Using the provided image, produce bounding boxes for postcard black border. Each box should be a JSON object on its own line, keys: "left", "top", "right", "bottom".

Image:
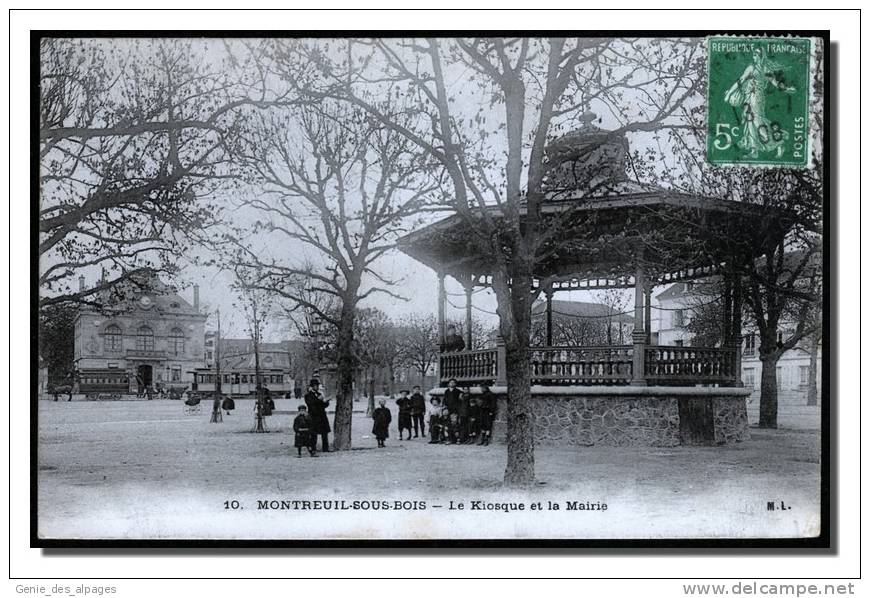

{"left": 24, "top": 27, "right": 834, "bottom": 555}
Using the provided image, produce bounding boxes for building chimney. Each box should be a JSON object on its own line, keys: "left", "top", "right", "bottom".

{"left": 193, "top": 284, "right": 200, "bottom": 312}
{"left": 78, "top": 275, "right": 86, "bottom": 292}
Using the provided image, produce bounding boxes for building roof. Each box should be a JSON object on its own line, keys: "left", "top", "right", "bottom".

{"left": 213, "top": 338, "right": 292, "bottom": 370}
{"left": 77, "top": 271, "right": 204, "bottom": 319}
{"left": 396, "top": 126, "right": 795, "bottom": 287}
{"left": 532, "top": 299, "right": 633, "bottom": 323}
{"left": 655, "top": 282, "right": 693, "bottom": 302}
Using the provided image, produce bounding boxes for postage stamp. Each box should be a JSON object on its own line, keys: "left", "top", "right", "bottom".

{"left": 706, "top": 36, "right": 812, "bottom": 168}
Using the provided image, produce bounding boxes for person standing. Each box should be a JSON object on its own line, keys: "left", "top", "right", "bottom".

{"left": 443, "top": 378, "right": 462, "bottom": 416}
{"left": 409, "top": 385, "right": 426, "bottom": 438}
{"left": 427, "top": 396, "right": 444, "bottom": 444}
{"left": 456, "top": 387, "right": 471, "bottom": 443}
{"left": 304, "top": 379, "right": 331, "bottom": 453}
{"left": 292, "top": 405, "right": 316, "bottom": 457}
{"left": 371, "top": 398, "right": 392, "bottom": 448}
{"left": 396, "top": 390, "right": 413, "bottom": 440}
{"left": 478, "top": 382, "right": 497, "bottom": 445}
{"left": 440, "top": 324, "right": 466, "bottom": 353}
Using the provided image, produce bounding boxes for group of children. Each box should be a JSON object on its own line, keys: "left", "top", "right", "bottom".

{"left": 427, "top": 379, "right": 498, "bottom": 446}
{"left": 371, "top": 385, "right": 427, "bottom": 447}
{"left": 373, "top": 380, "right": 498, "bottom": 447}
{"left": 291, "top": 379, "right": 498, "bottom": 454}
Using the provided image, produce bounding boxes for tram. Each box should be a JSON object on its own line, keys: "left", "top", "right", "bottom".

{"left": 192, "top": 368, "right": 294, "bottom": 397}
{"left": 77, "top": 368, "right": 130, "bottom": 399}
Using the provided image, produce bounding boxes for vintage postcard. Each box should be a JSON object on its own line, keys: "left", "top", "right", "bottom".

{"left": 34, "top": 32, "right": 828, "bottom": 546}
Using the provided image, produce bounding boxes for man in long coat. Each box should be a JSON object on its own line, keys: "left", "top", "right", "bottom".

{"left": 304, "top": 379, "right": 331, "bottom": 453}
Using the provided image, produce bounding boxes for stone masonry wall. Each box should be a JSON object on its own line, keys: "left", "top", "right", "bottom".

{"left": 492, "top": 394, "right": 749, "bottom": 447}
{"left": 713, "top": 396, "right": 750, "bottom": 444}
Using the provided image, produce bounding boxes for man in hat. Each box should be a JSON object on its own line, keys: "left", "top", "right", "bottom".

{"left": 304, "top": 379, "right": 331, "bottom": 453}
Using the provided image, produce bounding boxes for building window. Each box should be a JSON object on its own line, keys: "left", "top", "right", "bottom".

{"left": 169, "top": 327, "right": 185, "bottom": 356}
{"left": 171, "top": 367, "right": 181, "bottom": 382}
{"left": 136, "top": 326, "right": 154, "bottom": 352}
{"left": 104, "top": 324, "right": 122, "bottom": 353}
{"left": 799, "top": 365, "right": 810, "bottom": 385}
{"left": 743, "top": 368, "right": 756, "bottom": 388}
{"left": 744, "top": 333, "right": 756, "bottom": 356}
{"left": 673, "top": 309, "right": 684, "bottom": 327}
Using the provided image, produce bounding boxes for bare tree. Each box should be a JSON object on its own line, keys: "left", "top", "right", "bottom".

{"left": 398, "top": 314, "right": 440, "bottom": 387}
{"left": 746, "top": 238, "right": 822, "bottom": 428}
{"left": 231, "top": 264, "right": 275, "bottom": 432}
{"left": 352, "top": 308, "right": 393, "bottom": 416}
{"left": 228, "top": 99, "right": 437, "bottom": 450}
{"left": 631, "top": 41, "right": 825, "bottom": 429}
{"left": 272, "top": 37, "right": 702, "bottom": 483}
{"left": 39, "top": 38, "right": 258, "bottom": 307}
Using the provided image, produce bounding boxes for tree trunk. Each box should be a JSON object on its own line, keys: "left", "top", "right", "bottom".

{"left": 504, "top": 340, "right": 535, "bottom": 486}
{"left": 496, "top": 262, "right": 536, "bottom": 488}
{"left": 365, "top": 371, "right": 375, "bottom": 417}
{"left": 806, "top": 333, "right": 819, "bottom": 406}
{"left": 332, "top": 303, "right": 357, "bottom": 450}
{"left": 758, "top": 353, "right": 779, "bottom": 428}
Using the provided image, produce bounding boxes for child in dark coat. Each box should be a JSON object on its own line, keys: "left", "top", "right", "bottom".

{"left": 292, "top": 405, "right": 316, "bottom": 457}
{"left": 396, "top": 390, "right": 413, "bottom": 440}
{"left": 372, "top": 399, "right": 392, "bottom": 448}
{"left": 427, "top": 396, "right": 443, "bottom": 444}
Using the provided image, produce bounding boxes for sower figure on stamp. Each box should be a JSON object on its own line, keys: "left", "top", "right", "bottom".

{"left": 292, "top": 405, "right": 316, "bottom": 457}
{"left": 396, "top": 389, "right": 413, "bottom": 440}
{"left": 410, "top": 385, "right": 426, "bottom": 438}
{"left": 371, "top": 398, "right": 392, "bottom": 448}
{"left": 304, "top": 379, "right": 330, "bottom": 453}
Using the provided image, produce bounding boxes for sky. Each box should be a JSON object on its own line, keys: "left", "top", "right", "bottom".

{"left": 47, "top": 37, "right": 734, "bottom": 342}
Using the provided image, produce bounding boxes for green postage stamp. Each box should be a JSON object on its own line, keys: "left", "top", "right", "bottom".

{"left": 707, "top": 36, "right": 813, "bottom": 168}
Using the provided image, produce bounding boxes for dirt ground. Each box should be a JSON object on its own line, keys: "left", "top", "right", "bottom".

{"left": 36, "top": 398, "right": 822, "bottom": 541}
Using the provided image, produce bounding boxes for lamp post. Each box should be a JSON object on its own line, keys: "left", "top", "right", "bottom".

{"left": 210, "top": 309, "right": 223, "bottom": 423}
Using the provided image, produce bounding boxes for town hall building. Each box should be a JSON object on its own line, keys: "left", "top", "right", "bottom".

{"left": 73, "top": 273, "right": 207, "bottom": 394}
